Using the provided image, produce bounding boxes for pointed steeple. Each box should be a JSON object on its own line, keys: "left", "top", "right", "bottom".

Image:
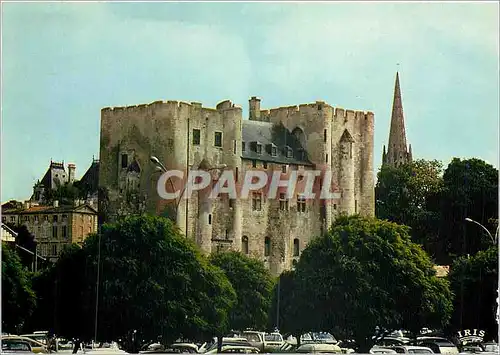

{"left": 382, "top": 72, "right": 412, "bottom": 167}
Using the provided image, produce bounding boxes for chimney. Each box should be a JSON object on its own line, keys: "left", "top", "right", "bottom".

{"left": 23, "top": 201, "right": 31, "bottom": 209}
{"left": 53, "top": 200, "right": 59, "bottom": 208}
{"left": 68, "top": 163, "right": 76, "bottom": 184}
{"left": 249, "top": 96, "right": 261, "bottom": 121}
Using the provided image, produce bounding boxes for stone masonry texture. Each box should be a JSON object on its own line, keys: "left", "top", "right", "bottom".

{"left": 99, "top": 97, "right": 375, "bottom": 276}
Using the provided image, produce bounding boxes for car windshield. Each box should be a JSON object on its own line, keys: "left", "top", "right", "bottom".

{"left": 408, "top": 350, "right": 432, "bottom": 353}
{"left": 3, "top": 341, "right": 31, "bottom": 351}
{"left": 265, "top": 334, "right": 282, "bottom": 342}
{"left": 244, "top": 334, "right": 261, "bottom": 342}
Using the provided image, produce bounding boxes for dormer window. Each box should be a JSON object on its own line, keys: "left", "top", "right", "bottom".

{"left": 267, "top": 143, "right": 278, "bottom": 157}
{"left": 256, "top": 144, "right": 262, "bottom": 155}
{"left": 297, "top": 148, "right": 306, "bottom": 161}
{"left": 286, "top": 146, "right": 293, "bottom": 158}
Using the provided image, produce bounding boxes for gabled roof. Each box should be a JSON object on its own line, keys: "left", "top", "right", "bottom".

{"left": 79, "top": 160, "right": 99, "bottom": 193}
{"left": 242, "top": 121, "right": 313, "bottom": 165}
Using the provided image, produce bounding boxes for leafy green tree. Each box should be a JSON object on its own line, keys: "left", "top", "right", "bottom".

{"left": 4, "top": 223, "right": 38, "bottom": 270}
{"left": 24, "top": 244, "right": 95, "bottom": 339}
{"left": 43, "top": 183, "right": 81, "bottom": 205}
{"left": 448, "top": 246, "right": 498, "bottom": 341}
{"left": 375, "top": 159, "right": 444, "bottom": 261}
{"left": 440, "top": 158, "right": 498, "bottom": 260}
{"left": 83, "top": 215, "right": 236, "bottom": 346}
{"left": 210, "top": 251, "right": 274, "bottom": 331}
{"left": 292, "top": 215, "right": 453, "bottom": 352}
{"left": 267, "top": 270, "right": 305, "bottom": 338}
{"left": 1, "top": 243, "right": 36, "bottom": 334}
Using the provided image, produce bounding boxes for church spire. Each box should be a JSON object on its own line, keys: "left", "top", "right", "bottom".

{"left": 382, "top": 72, "right": 412, "bottom": 167}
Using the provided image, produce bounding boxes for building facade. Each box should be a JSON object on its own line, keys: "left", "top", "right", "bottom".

{"left": 1, "top": 201, "right": 98, "bottom": 262}
{"left": 382, "top": 72, "right": 413, "bottom": 167}
{"left": 99, "top": 96, "right": 375, "bottom": 275}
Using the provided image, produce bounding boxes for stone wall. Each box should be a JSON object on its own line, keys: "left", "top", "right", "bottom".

{"left": 99, "top": 97, "right": 375, "bottom": 276}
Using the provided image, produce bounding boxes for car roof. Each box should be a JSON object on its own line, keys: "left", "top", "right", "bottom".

{"left": 2, "top": 336, "right": 46, "bottom": 346}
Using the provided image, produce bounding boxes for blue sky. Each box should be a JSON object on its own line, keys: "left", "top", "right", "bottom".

{"left": 2, "top": 2, "right": 498, "bottom": 202}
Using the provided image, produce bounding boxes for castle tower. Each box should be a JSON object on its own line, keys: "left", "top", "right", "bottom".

{"left": 67, "top": 163, "right": 76, "bottom": 184}
{"left": 382, "top": 72, "right": 412, "bottom": 167}
{"left": 338, "top": 129, "right": 355, "bottom": 214}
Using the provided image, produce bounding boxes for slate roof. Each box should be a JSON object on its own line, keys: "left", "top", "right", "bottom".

{"left": 40, "top": 161, "right": 67, "bottom": 190}
{"left": 2, "top": 204, "right": 97, "bottom": 215}
{"left": 79, "top": 160, "right": 100, "bottom": 193}
{"left": 241, "top": 120, "right": 313, "bottom": 166}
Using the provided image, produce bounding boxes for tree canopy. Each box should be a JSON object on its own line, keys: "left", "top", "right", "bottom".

{"left": 289, "top": 215, "right": 453, "bottom": 351}
{"left": 375, "top": 159, "right": 444, "bottom": 260}
{"left": 375, "top": 158, "right": 498, "bottom": 264}
{"left": 1, "top": 243, "right": 37, "bottom": 334}
{"left": 210, "top": 251, "right": 275, "bottom": 332}
{"left": 26, "top": 215, "right": 237, "bottom": 349}
{"left": 448, "top": 246, "right": 498, "bottom": 340}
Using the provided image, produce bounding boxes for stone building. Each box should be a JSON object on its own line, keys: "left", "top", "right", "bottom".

{"left": 30, "top": 159, "right": 99, "bottom": 208}
{"left": 382, "top": 72, "right": 413, "bottom": 167}
{"left": 30, "top": 161, "right": 76, "bottom": 203}
{"left": 99, "top": 96, "right": 375, "bottom": 275}
{"left": 1, "top": 200, "right": 98, "bottom": 262}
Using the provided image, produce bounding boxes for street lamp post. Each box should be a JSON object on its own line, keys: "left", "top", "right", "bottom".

{"left": 464, "top": 217, "right": 500, "bottom": 328}
{"left": 465, "top": 217, "right": 498, "bottom": 244}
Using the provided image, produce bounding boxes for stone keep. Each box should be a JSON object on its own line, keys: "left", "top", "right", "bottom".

{"left": 99, "top": 97, "right": 375, "bottom": 275}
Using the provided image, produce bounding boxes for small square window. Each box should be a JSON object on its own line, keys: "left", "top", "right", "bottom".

{"left": 297, "top": 194, "right": 306, "bottom": 213}
{"left": 214, "top": 132, "right": 222, "bottom": 147}
{"left": 252, "top": 192, "right": 262, "bottom": 211}
{"left": 271, "top": 146, "right": 277, "bottom": 157}
{"left": 279, "top": 193, "right": 289, "bottom": 211}
{"left": 193, "top": 129, "right": 201, "bottom": 145}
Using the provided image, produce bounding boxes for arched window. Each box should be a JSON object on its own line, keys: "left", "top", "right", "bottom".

{"left": 293, "top": 238, "right": 300, "bottom": 257}
{"left": 264, "top": 237, "right": 271, "bottom": 257}
{"left": 242, "top": 236, "right": 249, "bottom": 255}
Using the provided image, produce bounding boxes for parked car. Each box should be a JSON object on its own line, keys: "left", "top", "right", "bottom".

{"left": 376, "top": 337, "right": 411, "bottom": 347}
{"left": 2, "top": 336, "right": 47, "bottom": 354}
{"left": 20, "top": 334, "right": 48, "bottom": 346}
{"left": 241, "top": 331, "right": 266, "bottom": 351}
{"left": 2, "top": 339, "right": 34, "bottom": 354}
{"left": 412, "top": 337, "right": 459, "bottom": 354}
{"left": 263, "top": 332, "right": 284, "bottom": 351}
{"left": 370, "top": 346, "right": 398, "bottom": 354}
{"left": 390, "top": 345, "right": 435, "bottom": 353}
{"left": 295, "top": 343, "right": 342, "bottom": 353}
{"left": 204, "top": 345, "right": 260, "bottom": 353}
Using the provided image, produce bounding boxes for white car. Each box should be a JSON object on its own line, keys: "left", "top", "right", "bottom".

{"left": 391, "top": 345, "right": 435, "bottom": 353}
{"left": 204, "top": 345, "right": 260, "bottom": 353}
{"left": 370, "top": 346, "right": 398, "bottom": 354}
